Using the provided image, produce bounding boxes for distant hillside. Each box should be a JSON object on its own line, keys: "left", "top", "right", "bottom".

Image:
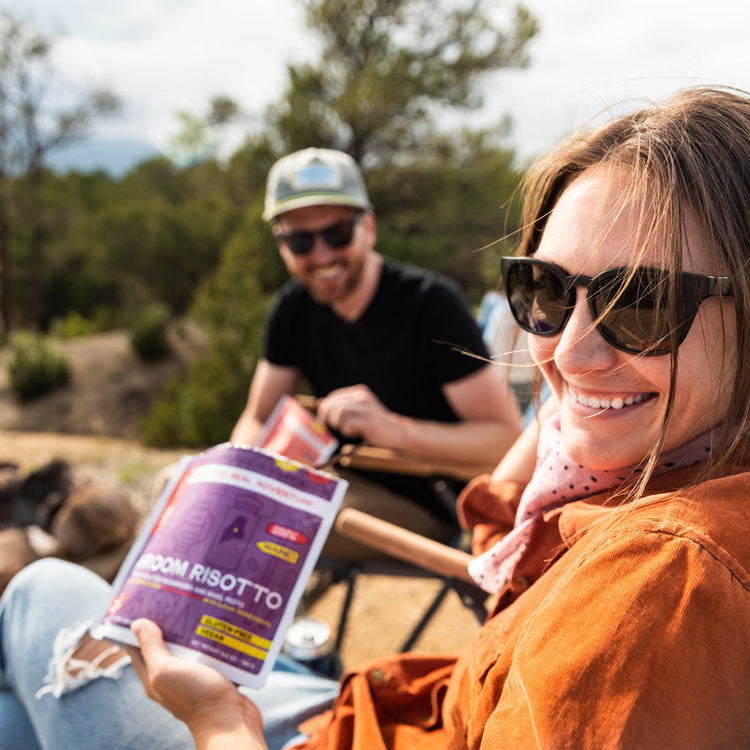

{"left": 0, "top": 327, "right": 203, "bottom": 441}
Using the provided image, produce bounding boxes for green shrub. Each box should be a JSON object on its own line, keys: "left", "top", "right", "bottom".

{"left": 50, "top": 307, "right": 119, "bottom": 338}
{"left": 130, "top": 302, "right": 172, "bottom": 361}
{"left": 7, "top": 332, "right": 71, "bottom": 401}
{"left": 140, "top": 338, "right": 256, "bottom": 448}
{"left": 140, "top": 230, "right": 272, "bottom": 448}
{"left": 50, "top": 311, "right": 99, "bottom": 338}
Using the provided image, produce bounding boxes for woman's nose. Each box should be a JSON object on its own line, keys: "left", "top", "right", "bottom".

{"left": 554, "top": 289, "right": 618, "bottom": 372}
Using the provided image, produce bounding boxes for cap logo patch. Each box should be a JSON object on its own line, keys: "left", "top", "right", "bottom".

{"left": 292, "top": 163, "right": 342, "bottom": 191}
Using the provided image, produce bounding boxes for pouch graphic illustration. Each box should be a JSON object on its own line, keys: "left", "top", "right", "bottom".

{"left": 136, "top": 487, "right": 221, "bottom": 637}
{"left": 220, "top": 516, "right": 246, "bottom": 543}
{"left": 172, "top": 494, "right": 215, "bottom": 556}
{"left": 206, "top": 496, "right": 269, "bottom": 570}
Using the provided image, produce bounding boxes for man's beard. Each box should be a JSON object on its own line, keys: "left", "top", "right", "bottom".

{"left": 304, "top": 256, "right": 365, "bottom": 307}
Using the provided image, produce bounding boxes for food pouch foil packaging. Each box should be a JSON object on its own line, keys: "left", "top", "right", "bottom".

{"left": 91, "top": 442, "right": 348, "bottom": 688}
{"left": 253, "top": 395, "right": 338, "bottom": 467}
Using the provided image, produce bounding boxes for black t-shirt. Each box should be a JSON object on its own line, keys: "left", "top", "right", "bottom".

{"left": 263, "top": 258, "right": 491, "bottom": 520}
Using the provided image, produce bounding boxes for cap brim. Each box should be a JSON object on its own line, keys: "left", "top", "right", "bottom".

{"left": 263, "top": 194, "right": 372, "bottom": 221}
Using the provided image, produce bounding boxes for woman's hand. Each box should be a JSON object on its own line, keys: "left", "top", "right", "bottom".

{"left": 128, "top": 618, "right": 269, "bottom": 750}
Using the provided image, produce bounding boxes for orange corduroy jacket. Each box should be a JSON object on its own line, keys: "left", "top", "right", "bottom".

{"left": 298, "top": 455, "right": 750, "bottom": 749}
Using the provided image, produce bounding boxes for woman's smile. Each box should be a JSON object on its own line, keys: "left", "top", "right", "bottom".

{"left": 566, "top": 386, "right": 651, "bottom": 412}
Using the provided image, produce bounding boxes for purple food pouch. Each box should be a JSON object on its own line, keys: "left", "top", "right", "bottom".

{"left": 91, "top": 443, "right": 347, "bottom": 688}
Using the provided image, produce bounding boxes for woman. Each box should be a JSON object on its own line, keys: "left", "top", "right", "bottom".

{"left": 3, "top": 85, "right": 750, "bottom": 748}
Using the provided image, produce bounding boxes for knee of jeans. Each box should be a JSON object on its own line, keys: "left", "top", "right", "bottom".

{"left": 2, "top": 558, "right": 72, "bottom": 606}
{"left": 1, "top": 558, "right": 47, "bottom": 605}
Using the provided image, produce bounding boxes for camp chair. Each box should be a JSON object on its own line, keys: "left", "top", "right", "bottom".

{"left": 327, "top": 504, "right": 485, "bottom": 651}
{"left": 294, "top": 439, "right": 493, "bottom": 674}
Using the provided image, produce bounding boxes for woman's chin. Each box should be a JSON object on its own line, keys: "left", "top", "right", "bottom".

{"left": 560, "top": 430, "right": 654, "bottom": 472}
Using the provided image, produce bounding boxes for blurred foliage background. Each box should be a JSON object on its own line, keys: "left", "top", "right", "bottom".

{"left": 0, "top": 0, "right": 539, "bottom": 447}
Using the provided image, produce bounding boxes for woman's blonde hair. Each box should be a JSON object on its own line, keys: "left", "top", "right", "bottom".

{"left": 519, "top": 86, "right": 750, "bottom": 483}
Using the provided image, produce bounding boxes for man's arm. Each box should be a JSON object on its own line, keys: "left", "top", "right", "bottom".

{"left": 317, "top": 363, "right": 522, "bottom": 466}
{"left": 230, "top": 359, "right": 301, "bottom": 445}
{"left": 437, "top": 363, "right": 523, "bottom": 463}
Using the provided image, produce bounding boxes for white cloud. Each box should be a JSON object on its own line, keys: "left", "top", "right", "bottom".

{"left": 478, "top": 0, "right": 750, "bottom": 162}
{"left": 5, "top": 0, "right": 750, "bottom": 171}
{"left": 4, "top": 0, "right": 317, "bottom": 158}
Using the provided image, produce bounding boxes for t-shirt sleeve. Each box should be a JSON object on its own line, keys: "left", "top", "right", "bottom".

{"left": 421, "top": 277, "right": 491, "bottom": 385}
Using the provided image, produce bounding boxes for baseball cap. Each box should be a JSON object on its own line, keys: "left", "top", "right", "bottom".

{"left": 263, "top": 147, "right": 372, "bottom": 221}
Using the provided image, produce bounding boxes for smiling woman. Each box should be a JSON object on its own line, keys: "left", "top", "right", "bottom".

{"left": 5, "top": 85, "right": 750, "bottom": 750}
{"left": 509, "top": 92, "right": 747, "bottom": 482}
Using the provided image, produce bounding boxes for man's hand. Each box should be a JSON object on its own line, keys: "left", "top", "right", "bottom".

{"left": 316, "top": 384, "right": 405, "bottom": 449}
{"left": 317, "top": 368, "right": 523, "bottom": 465}
{"left": 128, "top": 619, "right": 268, "bottom": 750}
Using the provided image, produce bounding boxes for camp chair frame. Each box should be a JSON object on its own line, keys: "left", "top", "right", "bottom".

{"left": 295, "top": 435, "right": 493, "bottom": 673}
{"left": 327, "top": 508, "right": 488, "bottom": 654}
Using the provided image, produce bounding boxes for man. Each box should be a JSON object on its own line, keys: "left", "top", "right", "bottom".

{"left": 231, "top": 147, "right": 522, "bottom": 556}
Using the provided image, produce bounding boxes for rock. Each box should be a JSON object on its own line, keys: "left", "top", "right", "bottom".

{"left": 0, "top": 528, "right": 38, "bottom": 596}
{"left": 26, "top": 525, "right": 62, "bottom": 557}
{"left": 15, "top": 459, "right": 72, "bottom": 530}
{"left": 51, "top": 482, "right": 139, "bottom": 562}
{"left": 0, "top": 463, "right": 22, "bottom": 529}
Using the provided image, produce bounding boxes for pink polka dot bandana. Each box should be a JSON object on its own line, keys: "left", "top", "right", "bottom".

{"left": 468, "top": 413, "right": 722, "bottom": 594}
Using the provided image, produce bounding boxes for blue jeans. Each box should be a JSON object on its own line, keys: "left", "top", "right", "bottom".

{"left": 0, "top": 560, "right": 339, "bottom": 750}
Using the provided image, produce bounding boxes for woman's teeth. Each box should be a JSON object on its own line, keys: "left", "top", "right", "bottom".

{"left": 571, "top": 390, "right": 644, "bottom": 410}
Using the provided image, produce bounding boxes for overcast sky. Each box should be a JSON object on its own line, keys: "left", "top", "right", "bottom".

{"left": 4, "top": 0, "right": 750, "bottom": 174}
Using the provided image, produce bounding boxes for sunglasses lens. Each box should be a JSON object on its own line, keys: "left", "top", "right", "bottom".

{"left": 503, "top": 257, "right": 727, "bottom": 355}
{"left": 322, "top": 220, "right": 356, "bottom": 248}
{"left": 591, "top": 269, "right": 675, "bottom": 354}
{"left": 507, "top": 261, "right": 571, "bottom": 335}
{"left": 285, "top": 232, "right": 315, "bottom": 255}
{"left": 281, "top": 215, "right": 360, "bottom": 256}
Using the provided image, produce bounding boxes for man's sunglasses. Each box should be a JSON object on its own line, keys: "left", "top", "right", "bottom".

{"left": 500, "top": 256, "right": 733, "bottom": 356}
{"left": 276, "top": 212, "right": 365, "bottom": 256}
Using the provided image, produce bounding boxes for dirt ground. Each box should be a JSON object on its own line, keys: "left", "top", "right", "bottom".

{"left": 0, "top": 331, "right": 483, "bottom": 670}
{"left": 0, "top": 327, "right": 202, "bottom": 441}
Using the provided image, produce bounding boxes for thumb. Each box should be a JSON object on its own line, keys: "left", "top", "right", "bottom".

{"left": 131, "top": 618, "right": 168, "bottom": 665}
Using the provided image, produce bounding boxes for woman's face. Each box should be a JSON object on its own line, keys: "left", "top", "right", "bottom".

{"left": 528, "top": 168, "right": 737, "bottom": 470}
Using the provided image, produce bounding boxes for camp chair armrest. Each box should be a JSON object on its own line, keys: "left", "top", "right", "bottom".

{"left": 334, "top": 508, "right": 475, "bottom": 585}
{"left": 335, "top": 445, "right": 492, "bottom": 481}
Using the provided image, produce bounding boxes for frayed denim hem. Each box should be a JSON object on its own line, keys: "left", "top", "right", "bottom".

{"left": 35, "top": 621, "right": 131, "bottom": 700}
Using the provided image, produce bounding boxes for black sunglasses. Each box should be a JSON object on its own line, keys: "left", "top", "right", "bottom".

{"left": 276, "top": 212, "right": 365, "bottom": 256}
{"left": 501, "top": 256, "right": 733, "bottom": 356}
